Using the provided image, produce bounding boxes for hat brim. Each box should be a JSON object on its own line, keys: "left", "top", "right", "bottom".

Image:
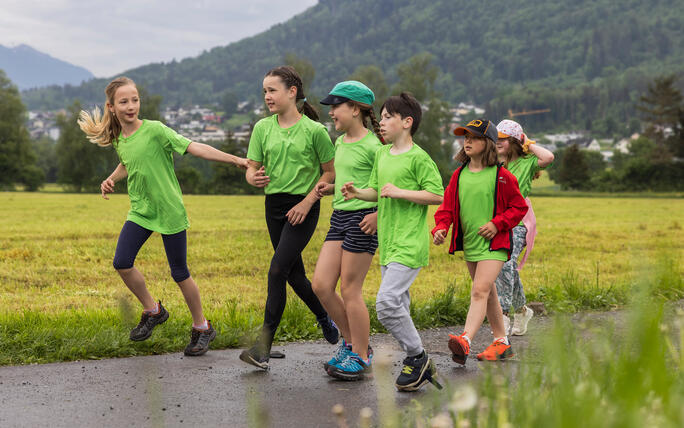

{"left": 453, "top": 126, "right": 485, "bottom": 138}
{"left": 320, "top": 94, "right": 350, "bottom": 105}
{"left": 498, "top": 131, "right": 511, "bottom": 138}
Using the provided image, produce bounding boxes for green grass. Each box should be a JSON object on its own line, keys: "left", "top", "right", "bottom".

{"left": 1, "top": 189, "right": 683, "bottom": 364}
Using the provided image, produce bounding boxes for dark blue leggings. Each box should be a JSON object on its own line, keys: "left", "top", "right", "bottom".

{"left": 112, "top": 221, "right": 191, "bottom": 283}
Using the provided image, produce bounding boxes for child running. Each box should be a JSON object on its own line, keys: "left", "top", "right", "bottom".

{"left": 432, "top": 119, "right": 527, "bottom": 364}
{"left": 240, "top": 66, "right": 339, "bottom": 370}
{"left": 494, "top": 120, "right": 554, "bottom": 335}
{"left": 312, "top": 81, "right": 383, "bottom": 381}
{"left": 342, "top": 93, "right": 444, "bottom": 392}
{"left": 78, "top": 76, "right": 248, "bottom": 356}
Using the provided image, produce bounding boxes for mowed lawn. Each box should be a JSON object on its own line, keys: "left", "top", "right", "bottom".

{"left": 2, "top": 190, "right": 682, "bottom": 317}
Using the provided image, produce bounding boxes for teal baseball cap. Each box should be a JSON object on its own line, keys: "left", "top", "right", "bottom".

{"left": 320, "top": 80, "right": 375, "bottom": 106}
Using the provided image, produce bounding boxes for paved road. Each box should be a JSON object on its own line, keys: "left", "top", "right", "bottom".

{"left": 0, "top": 310, "right": 619, "bottom": 428}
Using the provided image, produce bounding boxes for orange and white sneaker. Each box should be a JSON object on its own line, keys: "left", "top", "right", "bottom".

{"left": 476, "top": 338, "right": 514, "bottom": 361}
{"left": 448, "top": 333, "right": 470, "bottom": 365}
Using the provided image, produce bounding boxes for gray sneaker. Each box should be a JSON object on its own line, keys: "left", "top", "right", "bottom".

{"left": 129, "top": 301, "right": 169, "bottom": 341}
{"left": 184, "top": 321, "right": 217, "bottom": 356}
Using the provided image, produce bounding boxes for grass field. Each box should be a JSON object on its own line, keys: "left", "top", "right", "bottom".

{"left": 1, "top": 186, "right": 682, "bottom": 364}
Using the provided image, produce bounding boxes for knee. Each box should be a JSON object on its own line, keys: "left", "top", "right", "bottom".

{"left": 375, "top": 292, "right": 400, "bottom": 321}
{"left": 267, "top": 261, "right": 287, "bottom": 283}
{"left": 171, "top": 265, "right": 190, "bottom": 283}
{"left": 471, "top": 283, "right": 492, "bottom": 301}
{"left": 340, "top": 281, "right": 362, "bottom": 303}
{"left": 312, "top": 277, "right": 332, "bottom": 299}
{"left": 112, "top": 256, "right": 133, "bottom": 272}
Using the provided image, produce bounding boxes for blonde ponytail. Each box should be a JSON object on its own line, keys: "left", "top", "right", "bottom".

{"left": 77, "top": 76, "right": 135, "bottom": 147}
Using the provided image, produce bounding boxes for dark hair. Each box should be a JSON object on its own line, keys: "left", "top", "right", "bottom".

{"left": 502, "top": 136, "right": 541, "bottom": 179}
{"left": 380, "top": 92, "right": 422, "bottom": 136}
{"left": 265, "top": 65, "right": 318, "bottom": 121}
{"left": 346, "top": 101, "right": 385, "bottom": 143}
{"left": 455, "top": 134, "right": 499, "bottom": 166}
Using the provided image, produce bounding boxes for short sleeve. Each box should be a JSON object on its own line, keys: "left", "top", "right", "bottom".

{"left": 416, "top": 153, "right": 444, "bottom": 196}
{"left": 312, "top": 125, "right": 335, "bottom": 164}
{"left": 247, "top": 121, "right": 265, "bottom": 163}
{"left": 161, "top": 123, "right": 191, "bottom": 155}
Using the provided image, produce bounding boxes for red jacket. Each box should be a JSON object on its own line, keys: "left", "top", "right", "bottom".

{"left": 432, "top": 163, "right": 528, "bottom": 259}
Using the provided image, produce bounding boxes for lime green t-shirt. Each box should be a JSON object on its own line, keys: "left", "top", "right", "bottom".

{"left": 332, "top": 131, "right": 383, "bottom": 211}
{"left": 113, "top": 120, "right": 190, "bottom": 234}
{"left": 458, "top": 166, "right": 508, "bottom": 262}
{"left": 506, "top": 154, "right": 543, "bottom": 199}
{"left": 247, "top": 114, "right": 335, "bottom": 195}
{"left": 368, "top": 144, "right": 444, "bottom": 268}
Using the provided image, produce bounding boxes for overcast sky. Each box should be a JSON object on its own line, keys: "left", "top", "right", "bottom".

{"left": 1, "top": 0, "right": 318, "bottom": 77}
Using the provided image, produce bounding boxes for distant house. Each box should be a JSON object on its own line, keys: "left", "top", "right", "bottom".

{"left": 585, "top": 139, "right": 601, "bottom": 151}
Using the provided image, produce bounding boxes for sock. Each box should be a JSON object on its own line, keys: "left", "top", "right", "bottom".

{"left": 462, "top": 334, "right": 471, "bottom": 345}
{"left": 495, "top": 336, "right": 510, "bottom": 345}
{"left": 144, "top": 302, "right": 160, "bottom": 315}
{"left": 409, "top": 349, "right": 425, "bottom": 359}
{"left": 193, "top": 319, "right": 209, "bottom": 330}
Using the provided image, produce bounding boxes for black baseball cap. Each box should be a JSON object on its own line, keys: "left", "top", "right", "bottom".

{"left": 453, "top": 118, "right": 498, "bottom": 143}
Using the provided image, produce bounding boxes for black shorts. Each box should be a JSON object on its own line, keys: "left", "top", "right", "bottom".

{"left": 324, "top": 208, "right": 378, "bottom": 255}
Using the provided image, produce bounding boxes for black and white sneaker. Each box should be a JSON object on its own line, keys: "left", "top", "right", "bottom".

{"left": 129, "top": 301, "right": 169, "bottom": 341}
{"left": 394, "top": 351, "right": 442, "bottom": 392}
{"left": 239, "top": 345, "right": 270, "bottom": 370}
{"left": 184, "top": 321, "right": 217, "bottom": 356}
{"left": 317, "top": 315, "right": 339, "bottom": 344}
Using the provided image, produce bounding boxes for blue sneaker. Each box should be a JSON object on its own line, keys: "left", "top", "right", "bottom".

{"left": 327, "top": 351, "right": 372, "bottom": 381}
{"left": 317, "top": 315, "right": 340, "bottom": 344}
{"left": 323, "top": 340, "right": 352, "bottom": 371}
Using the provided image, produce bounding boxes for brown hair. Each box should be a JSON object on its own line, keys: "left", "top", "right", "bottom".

{"left": 346, "top": 101, "right": 384, "bottom": 143}
{"left": 501, "top": 136, "right": 541, "bottom": 179}
{"left": 265, "top": 65, "right": 318, "bottom": 121}
{"left": 455, "top": 134, "right": 499, "bottom": 166}
{"left": 78, "top": 76, "right": 136, "bottom": 147}
{"left": 380, "top": 92, "right": 422, "bottom": 136}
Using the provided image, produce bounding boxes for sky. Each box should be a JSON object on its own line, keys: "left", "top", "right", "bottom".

{"left": 0, "top": 0, "right": 318, "bottom": 77}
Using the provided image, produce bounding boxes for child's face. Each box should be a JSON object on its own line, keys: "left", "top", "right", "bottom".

{"left": 109, "top": 84, "right": 140, "bottom": 126}
{"left": 262, "top": 75, "right": 296, "bottom": 114}
{"left": 463, "top": 132, "right": 487, "bottom": 157}
{"left": 379, "top": 108, "right": 410, "bottom": 142}
{"left": 329, "top": 102, "right": 358, "bottom": 132}
{"left": 496, "top": 137, "right": 511, "bottom": 156}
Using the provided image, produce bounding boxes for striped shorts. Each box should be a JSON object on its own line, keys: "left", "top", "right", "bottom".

{"left": 324, "top": 208, "right": 378, "bottom": 255}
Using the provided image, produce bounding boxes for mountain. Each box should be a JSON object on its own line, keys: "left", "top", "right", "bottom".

{"left": 19, "top": 0, "right": 684, "bottom": 134}
{"left": 0, "top": 44, "right": 94, "bottom": 90}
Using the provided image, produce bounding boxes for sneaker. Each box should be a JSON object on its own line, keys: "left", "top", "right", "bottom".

{"left": 327, "top": 352, "right": 372, "bottom": 381}
{"left": 317, "top": 315, "right": 340, "bottom": 344}
{"left": 184, "top": 321, "right": 217, "bottom": 356}
{"left": 324, "top": 340, "right": 352, "bottom": 371}
{"left": 476, "top": 338, "right": 514, "bottom": 361}
{"left": 395, "top": 352, "right": 443, "bottom": 392}
{"left": 129, "top": 301, "right": 169, "bottom": 341}
{"left": 490, "top": 314, "right": 511, "bottom": 335}
{"left": 511, "top": 306, "right": 534, "bottom": 336}
{"left": 448, "top": 333, "right": 470, "bottom": 365}
{"left": 239, "top": 345, "right": 270, "bottom": 370}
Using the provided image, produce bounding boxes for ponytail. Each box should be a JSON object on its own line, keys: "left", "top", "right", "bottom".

{"left": 266, "top": 66, "right": 319, "bottom": 121}
{"left": 77, "top": 76, "right": 136, "bottom": 147}
{"left": 364, "top": 106, "right": 385, "bottom": 143}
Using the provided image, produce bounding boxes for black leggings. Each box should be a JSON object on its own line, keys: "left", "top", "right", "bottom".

{"left": 112, "top": 221, "right": 191, "bottom": 283}
{"left": 260, "top": 193, "right": 327, "bottom": 348}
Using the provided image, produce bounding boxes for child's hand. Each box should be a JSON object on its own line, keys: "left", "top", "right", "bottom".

{"left": 101, "top": 178, "right": 115, "bottom": 200}
{"left": 235, "top": 157, "right": 249, "bottom": 170}
{"left": 286, "top": 199, "right": 313, "bottom": 226}
{"left": 433, "top": 229, "right": 447, "bottom": 245}
{"left": 248, "top": 166, "right": 270, "bottom": 188}
{"left": 341, "top": 182, "right": 358, "bottom": 200}
{"left": 380, "top": 183, "right": 402, "bottom": 199}
{"left": 314, "top": 182, "right": 334, "bottom": 198}
{"left": 478, "top": 221, "right": 498, "bottom": 240}
{"left": 359, "top": 212, "right": 378, "bottom": 235}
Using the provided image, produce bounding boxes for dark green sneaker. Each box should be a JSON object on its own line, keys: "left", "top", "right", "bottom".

{"left": 239, "top": 345, "right": 270, "bottom": 370}
{"left": 129, "top": 301, "right": 169, "bottom": 341}
{"left": 395, "top": 351, "right": 443, "bottom": 392}
{"left": 184, "top": 321, "right": 217, "bottom": 356}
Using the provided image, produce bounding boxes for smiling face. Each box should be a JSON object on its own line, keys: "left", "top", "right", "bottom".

{"left": 328, "top": 102, "right": 359, "bottom": 132}
{"left": 379, "top": 108, "right": 411, "bottom": 142}
{"left": 262, "top": 75, "right": 296, "bottom": 114}
{"left": 108, "top": 84, "right": 140, "bottom": 126}
{"left": 496, "top": 136, "right": 511, "bottom": 156}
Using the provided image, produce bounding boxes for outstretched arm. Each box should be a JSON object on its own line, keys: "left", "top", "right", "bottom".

{"left": 186, "top": 142, "right": 248, "bottom": 169}
{"left": 380, "top": 183, "right": 443, "bottom": 205}
{"left": 101, "top": 163, "right": 128, "bottom": 199}
{"left": 341, "top": 182, "right": 379, "bottom": 202}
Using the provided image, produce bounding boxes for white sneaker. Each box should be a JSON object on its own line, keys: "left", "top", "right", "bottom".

{"left": 511, "top": 306, "right": 533, "bottom": 336}
{"left": 492, "top": 314, "right": 511, "bottom": 336}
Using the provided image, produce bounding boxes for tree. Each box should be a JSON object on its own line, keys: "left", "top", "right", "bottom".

{"left": 349, "top": 65, "right": 389, "bottom": 108}
{"left": 210, "top": 130, "right": 258, "bottom": 194}
{"left": 284, "top": 53, "right": 315, "bottom": 96}
{"left": 138, "top": 86, "right": 163, "bottom": 122}
{"left": 637, "top": 74, "right": 683, "bottom": 159}
{"left": 393, "top": 52, "right": 439, "bottom": 102}
{"left": 221, "top": 91, "right": 238, "bottom": 119}
{"left": 556, "top": 144, "right": 590, "bottom": 190}
{"left": 0, "top": 70, "right": 44, "bottom": 190}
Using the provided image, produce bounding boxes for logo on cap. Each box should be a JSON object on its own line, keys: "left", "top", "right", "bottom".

{"left": 467, "top": 119, "right": 483, "bottom": 128}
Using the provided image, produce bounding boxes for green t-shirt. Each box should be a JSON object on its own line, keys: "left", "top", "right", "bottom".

{"left": 368, "top": 144, "right": 444, "bottom": 268}
{"left": 332, "top": 131, "right": 383, "bottom": 211}
{"left": 113, "top": 120, "right": 190, "bottom": 234}
{"left": 458, "top": 166, "right": 508, "bottom": 262}
{"left": 506, "top": 154, "right": 543, "bottom": 198}
{"left": 247, "top": 114, "right": 335, "bottom": 195}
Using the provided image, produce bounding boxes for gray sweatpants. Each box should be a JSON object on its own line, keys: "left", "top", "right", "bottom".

{"left": 376, "top": 262, "right": 423, "bottom": 357}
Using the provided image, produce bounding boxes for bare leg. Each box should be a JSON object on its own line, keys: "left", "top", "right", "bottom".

{"left": 463, "top": 260, "right": 505, "bottom": 339}
{"left": 340, "top": 250, "right": 374, "bottom": 360}
{"left": 117, "top": 267, "right": 156, "bottom": 311}
{"left": 177, "top": 276, "right": 206, "bottom": 326}
{"left": 311, "top": 241, "right": 348, "bottom": 338}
